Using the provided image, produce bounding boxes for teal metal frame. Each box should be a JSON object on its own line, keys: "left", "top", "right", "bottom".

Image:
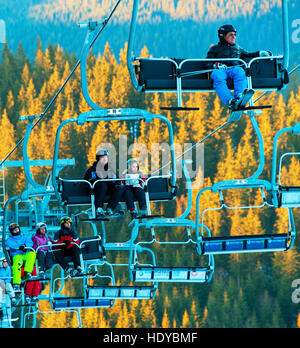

{"left": 128, "top": 160, "right": 215, "bottom": 283}
{"left": 271, "top": 123, "right": 300, "bottom": 208}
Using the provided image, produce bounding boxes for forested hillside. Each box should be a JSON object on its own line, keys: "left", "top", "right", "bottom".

{"left": 1, "top": 0, "right": 299, "bottom": 64}
{"left": 0, "top": 36, "right": 300, "bottom": 327}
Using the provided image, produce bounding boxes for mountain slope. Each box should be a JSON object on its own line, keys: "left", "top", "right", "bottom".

{"left": 0, "top": 0, "right": 299, "bottom": 66}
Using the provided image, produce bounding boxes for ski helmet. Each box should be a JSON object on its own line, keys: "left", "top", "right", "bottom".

{"left": 9, "top": 222, "right": 21, "bottom": 235}
{"left": 60, "top": 216, "right": 72, "bottom": 226}
{"left": 96, "top": 149, "right": 108, "bottom": 161}
{"left": 35, "top": 222, "right": 47, "bottom": 234}
{"left": 218, "top": 24, "right": 237, "bottom": 42}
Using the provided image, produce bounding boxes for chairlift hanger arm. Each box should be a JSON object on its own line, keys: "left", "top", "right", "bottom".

{"left": 0, "top": 0, "right": 123, "bottom": 168}
{"left": 79, "top": 1, "right": 124, "bottom": 111}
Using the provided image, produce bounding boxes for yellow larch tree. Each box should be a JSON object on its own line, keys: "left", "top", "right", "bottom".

{"left": 185, "top": 93, "right": 209, "bottom": 143}
{"left": 190, "top": 300, "right": 200, "bottom": 328}
{"left": 5, "top": 89, "right": 16, "bottom": 124}
{"left": 205, "top": 94, "right": 226, "bottom": 142}
{"left": 235, "top": 118, "right": 257, "bottom": 179}
{"left": 194, "top": 177, "right": 223, "bottom": 237}
{"left": 272, "top": 93, "right": 287, "bottom": 132}
{"left": 90, "top": 43, "right": 117, "bottom": 108}
{"left": 0, "top": 108, "right": 16, "bottom": 161}
{"left": 128, "top": 299, "right": 139, "bottom": 328}
{"left": 139, "top": 299, "right": 157, "bottom": 328}
{"left": 109, "top": 42, "right": 132, "bottom": 108}
{"left": 115, "top": 301, "right": 130, "bottom": 328}
{"left": 161, "top": 308, "right": 171, "bottom": 328}
{"left": 286, "top": 86, "right": 300, "bottom": 127}
{"left": 87, "top": 122, "right": 109, "bottom": 165}
{"left": 181, "top": 309, "right": 191, "bottom": 328}
{"left": 214, "top": 136, "right": 236, "bottom": 182}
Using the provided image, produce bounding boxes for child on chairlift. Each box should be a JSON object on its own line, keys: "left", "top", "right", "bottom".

{"left": 122, "top": 158, "right": 147, "bottom": 219}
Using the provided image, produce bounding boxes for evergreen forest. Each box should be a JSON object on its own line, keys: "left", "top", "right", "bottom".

{"left": 0, "top": 37, "right": 300, "bottom": 328}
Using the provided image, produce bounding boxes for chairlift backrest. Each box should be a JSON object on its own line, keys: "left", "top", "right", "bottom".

{"left": 135, "top": 57, "right": 287, "bottom": 93}
{"left": 60, "top": 179, "right": 92, "bottom": 205}
{"left": 58, "top": 176, "right": 177, "bottom": 207}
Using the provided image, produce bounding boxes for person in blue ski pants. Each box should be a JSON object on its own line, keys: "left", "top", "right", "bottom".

{"left": 210, "top": 67, "right": 247, "bottom": 106}
{"left": 206, "top": 24, "right": 272, "bottom": 108}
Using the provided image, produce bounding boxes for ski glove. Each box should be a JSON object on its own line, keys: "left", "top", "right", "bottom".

{"left": 259, "top": 50, "right": 272, "bottom": 57}
{"left": 213, "top": 62, "right": 227, "bottom": 69}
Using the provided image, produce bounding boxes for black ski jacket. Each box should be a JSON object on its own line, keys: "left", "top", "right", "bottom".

{"left": 206, "top": 41, "right": 260, "bottom": 68}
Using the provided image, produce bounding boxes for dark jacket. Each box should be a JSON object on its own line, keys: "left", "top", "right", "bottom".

{"left": 53, "top": 227, "right": 79, "bottom": 250}
{"left": 206, "top": 41, "right": 260, "bottom": 68}
{"left": 84, "top": 161, "right": 117, "bottom": 183}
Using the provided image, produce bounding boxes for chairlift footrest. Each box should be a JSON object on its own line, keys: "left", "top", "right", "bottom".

{"left": 70, "top": 272, "right": 96, "bottom": 278}
{"left": 52, "top": 297, "right": 113, "bottom": 309}
{"left": 134, "top": 214, "right": 164, "bottom": 220}
{"left": 133, "top": 266, "right": 211, "bottom": 283}
{"left": 88, "top": 286, "right": 157, "bottom": 299}
{"left": 235, "top": 105, "right": 272, "bottom": 111}
{"left": 201, "top": 233, "right": 289, "bottom": 254}
{"left": 160, "top": 107, "right": 199, "bottom": 111}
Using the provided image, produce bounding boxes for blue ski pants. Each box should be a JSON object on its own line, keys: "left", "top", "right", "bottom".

{"left": 210, "top": 66, "right": 247, "bottom": 105}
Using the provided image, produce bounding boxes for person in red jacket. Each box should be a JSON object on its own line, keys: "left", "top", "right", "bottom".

{"left": 52, "top": 216, "right": 83, "bottom": 277}
{"left": 21, "top": 266, "right": 42, "bottom": 304}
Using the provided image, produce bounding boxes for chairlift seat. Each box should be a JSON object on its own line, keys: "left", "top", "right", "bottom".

{"left": 53, "top": 236, "right": 104, "bottom": 267}
{"left": 138, "top": 59, "right": 177, "bottom": 90}
{"left": 277, "top": 186, "right": 300, "bottom": 208}
{"left": 88, "top": 285, "right": 156, "bottom": 299}
{"left": 132, "top": 266, "right": 212, "bottom": 283}
{"left": 146, "top": 177, "right": 176, "bottom": 201}
{"left": 80, "top": 236, "right": 104, "bottom": 261}
{"left": 201, "top": 233, "right": 289, "bottom": 255}
{"left": 52, "top": 297, "right": 112, "bottom": 309}
{"left": 249, "top": 58, "right": 286, "bottom": 89}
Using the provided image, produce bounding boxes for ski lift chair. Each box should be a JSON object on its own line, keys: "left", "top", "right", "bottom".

{"left": 57, "top": 174, "right": 177, "bottom": 219}
{"left": 195, "top": 179, "right": 296, "bottom": 255}
{"left": 130, "top": 56, "right": 288, "bottom": 109}
{"left": 49, "top": 237, "right": 111, "bottom": 310}
{"left": 271, "top": 123, "right": 300, "bottom": 208}
{"left": 127, "top": 0, "right": 290, "bottom": 109}
{"left": 128, "top": 161, "right": 214, "bottom": 284}
{"left": 86, "top": 262, "right": 158, "bottom": 301}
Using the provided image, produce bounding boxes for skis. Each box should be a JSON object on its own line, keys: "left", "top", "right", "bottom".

{"left": 228, "top": 89, "right": 255, "bottom": 122}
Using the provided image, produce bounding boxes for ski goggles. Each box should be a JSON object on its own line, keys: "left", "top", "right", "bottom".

{"left": 9, "top": 223, "right": 19, "bottom": 230}
{"left": 61, "top": 216, "right": 72, "bottom": 224}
